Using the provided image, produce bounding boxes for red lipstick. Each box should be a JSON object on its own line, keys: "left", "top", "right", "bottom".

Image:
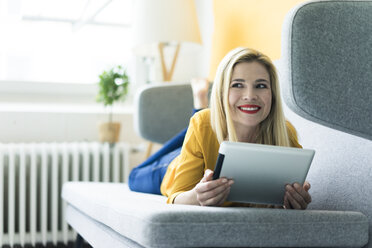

{"left": 238, "top": 105, "right": 261, "bottom": 114}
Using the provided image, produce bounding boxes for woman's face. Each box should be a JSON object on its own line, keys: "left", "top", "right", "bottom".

{"left": 228, "top": 61, "right": 272, "bottom": 133}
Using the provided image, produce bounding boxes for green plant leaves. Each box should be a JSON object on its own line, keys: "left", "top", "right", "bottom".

{"left": 96, "top": 65, "right": 130, "bottom": 106}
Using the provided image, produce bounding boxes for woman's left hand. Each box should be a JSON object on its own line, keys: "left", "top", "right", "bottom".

{"left": 283, "top": 181, "right": 312, "bottom": 210}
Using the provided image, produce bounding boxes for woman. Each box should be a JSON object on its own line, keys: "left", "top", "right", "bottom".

{"left": 132, "top": 47, "right": 311, "bottom": 209}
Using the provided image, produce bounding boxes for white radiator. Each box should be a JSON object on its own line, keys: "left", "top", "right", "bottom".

{"left": 0, "top": 142, "right": 130, "bottom": 247}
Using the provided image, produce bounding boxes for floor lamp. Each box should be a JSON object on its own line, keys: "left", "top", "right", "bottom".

{"left": 133, "top": 0, "right": 201, "bottom": 82}
{"left": 133, "top": 0, "right": 202, "bottom": 158}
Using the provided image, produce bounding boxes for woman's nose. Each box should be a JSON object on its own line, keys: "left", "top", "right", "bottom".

{"left": 242, "top": 88, "right": 257, "bottom": 101}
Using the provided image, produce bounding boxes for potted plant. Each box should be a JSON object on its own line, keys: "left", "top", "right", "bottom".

{"left": 96, "top": 65, "right": 130, "bottom": 143}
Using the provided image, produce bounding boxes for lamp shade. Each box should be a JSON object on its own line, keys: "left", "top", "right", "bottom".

{"left": 133, "top": 0, "right": 202, "bottom": 47}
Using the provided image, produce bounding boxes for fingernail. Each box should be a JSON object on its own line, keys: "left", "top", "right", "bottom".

{"left": 222, "top": 178, "right": 227, "bottom": 183}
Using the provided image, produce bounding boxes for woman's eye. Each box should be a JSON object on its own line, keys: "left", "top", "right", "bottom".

{"left": 256, "top": 83, "right": 268, "bottom": 89}
{"left": 231, "top": 82, "right": 243, "bottom": 88}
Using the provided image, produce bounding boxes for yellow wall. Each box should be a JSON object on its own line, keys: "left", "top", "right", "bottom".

{"left": 209, "top": 0, "right": 307, "bottom": 79}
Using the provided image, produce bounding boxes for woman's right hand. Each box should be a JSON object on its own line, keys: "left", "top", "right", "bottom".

{"left": 193, "top": 169, "right": 234, "bottom": 206}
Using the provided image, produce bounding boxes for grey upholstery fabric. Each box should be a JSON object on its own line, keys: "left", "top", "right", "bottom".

{"left": 281, "top": 0, "right": 372, "bottom": 140}
{"left": 280, "top": 0, "right": 372, "bottom": 247}
{"left": 282, "top": 103, "right": 372, "bottom": 248}
{"left": 62, "top": 182, "right": 369, "bottom": 248}
{"left": 66, "top": 205, "right": 144, "bottom": 248}
{"left": 134, "top": 83, "right": 193, "bottom": 144}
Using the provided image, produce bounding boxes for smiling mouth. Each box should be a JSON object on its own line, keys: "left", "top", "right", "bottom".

{"left": 238, "top": 105, "right": 261, "bottom": 114}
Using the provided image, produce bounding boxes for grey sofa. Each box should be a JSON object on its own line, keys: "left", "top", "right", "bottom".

{"left": 62, "top": 1, "right": 372, "bottom": 247}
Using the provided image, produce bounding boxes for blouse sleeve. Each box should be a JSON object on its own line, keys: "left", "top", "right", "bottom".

{"left": 160, "top": 114, "right": 206, "bottom": 204}
{"left": 286, "top": 121, "right": 302, "bottom": 148}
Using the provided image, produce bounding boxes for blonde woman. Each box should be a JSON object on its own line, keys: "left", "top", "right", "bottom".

{"left": 131, "top": 47, "right": 311, "bottom": 209}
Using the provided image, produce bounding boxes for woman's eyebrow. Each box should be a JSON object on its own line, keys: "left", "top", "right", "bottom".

{"left": 231, "top": 78, "right": 270, "bottom": 83}
{"left": 231, "top": 78, "right": 245, "bottom": 82}
{"left": 256, "top": 78, "right": 269, "bottom": 83}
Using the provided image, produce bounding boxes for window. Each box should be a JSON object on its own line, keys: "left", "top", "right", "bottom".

{"left": 0, "top": 0, "right": 135, "bottom": 84}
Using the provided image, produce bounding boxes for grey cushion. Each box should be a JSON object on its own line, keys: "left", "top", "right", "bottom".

{"left": 280, "top": 1, "right": 372, "bottom": 247}
{"left": 62, "top": 182, "right": 368, "bottom": 248}
{"left": 281, "top": 0, "right": 372, "bottom": 141}
{"left": 66, "top": 205, "right": 144, "bottom": 248}
{"left": 134, "top": 83, "right": 193, "bottom": 144}
{"left": 282, "top": 103, "right": 372, "bottom": 248}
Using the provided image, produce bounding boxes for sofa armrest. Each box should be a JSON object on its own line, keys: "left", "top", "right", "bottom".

{"left": 134, "top": 82, "right": 194, "bottom": 144}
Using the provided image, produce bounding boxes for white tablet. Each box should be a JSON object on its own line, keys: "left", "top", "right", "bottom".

{"left": 213, "top": 142, "right": 315, "bottom": 205}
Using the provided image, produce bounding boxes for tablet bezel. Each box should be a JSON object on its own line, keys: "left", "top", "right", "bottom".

{"left": 213, "top": 142, "right": 315, "bottom": 205}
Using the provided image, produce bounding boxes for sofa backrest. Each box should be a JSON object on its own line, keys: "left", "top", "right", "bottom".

{"left": 280, "top": 1, "right": 372, "bottom": 247}
{"left": 134, "top": 82, "right": 194, "bottom": 144}
{"left": 281, "top": 0, "right": 372, "bottom": 141}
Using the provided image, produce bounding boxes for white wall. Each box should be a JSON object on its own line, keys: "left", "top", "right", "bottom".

{"left": 0, "top": 0, "right": 214, "bottom": 167}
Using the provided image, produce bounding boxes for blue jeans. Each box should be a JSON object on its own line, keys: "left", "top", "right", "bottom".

{"left": 128, "top": 109, "right": 201, "bottom": 194}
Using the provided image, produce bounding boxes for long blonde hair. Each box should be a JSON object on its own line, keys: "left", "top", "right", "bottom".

{"left": 210, "top": 47, "right": 290, "bottom": 147}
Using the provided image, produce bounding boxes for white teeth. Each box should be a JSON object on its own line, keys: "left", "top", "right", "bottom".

{"left": 240, "top": 107, "right": 259, "bottom": 111}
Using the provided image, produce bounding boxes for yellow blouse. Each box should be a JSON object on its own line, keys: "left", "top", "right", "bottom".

{"left": 160, "top": 109, "right": 302, "bottom": 205}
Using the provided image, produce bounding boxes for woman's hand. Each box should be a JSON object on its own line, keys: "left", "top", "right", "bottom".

{"left": 193, "top": 169, "right": 234, "bottom": 206}
{"left": 283, "top": 181, "right": 312, "bottom": 210}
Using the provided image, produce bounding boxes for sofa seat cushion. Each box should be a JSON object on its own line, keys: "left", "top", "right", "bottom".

{"left": 66, "top": 204, "right": 144, "bottom": 248}
{"left": 62, "top": 182, "right": 368, "bottom": 248}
